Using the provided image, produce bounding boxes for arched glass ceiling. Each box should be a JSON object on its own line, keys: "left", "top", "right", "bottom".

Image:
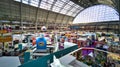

{"left": 73, "top": 5, "right": 119, "bottom": 24}
{"left": 15, "top": 0, "right": 83, "bottom": 17}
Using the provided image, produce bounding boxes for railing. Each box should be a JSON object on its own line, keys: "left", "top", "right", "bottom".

{"left": 19, "top": 46, "right": 120, "bottom": 67}
{"left": 69, "top": 47, "right": 120, "bottom": 55}
{"left": 19, "top": 45, "right": 78, "bottom": 67}
{"left": 69, "top": 47, "right": 120, "bottom": 67}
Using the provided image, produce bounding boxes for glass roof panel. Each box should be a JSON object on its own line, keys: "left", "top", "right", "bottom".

{"left": 47, "top": 0, "right": 54, "bottom": 4}
{"left": 15, "top": 0, "right": 20, "bottom": 2}
{"left": 54, "top": 0, "right": 65, "bottom": 7}
{"left": 78, "top": 6, "right": 84, "bottom": 10}
{"left": 75, "top": 5, "right": 80, "bottom": 9}
{"left": 70, "top": 7, "right": 77, "bottom": 12}
{"left": 30, "top": 0, "right": 39, "bottom": 7}
{"left": 61, "top": 0, "right": 70, "bottom": 2}
{"left": 72, "top": 12, "right": 79, "bottom": 17}
{"left": 42, "top": 0, "right": 48, "bottom": 2}
{"left": 73, "top": 5, "right": 119, "bottom": 24}
{"left": 72, "top": 13, "right": 77, "bottom": 17}
{"left": 40, "top": 1, "right": 52, "bottom": 10}
{"left": 63, "top": 4, "right": 72, "bottom": 10}
{"left": 68, "top": 1, "right": 74, "bottom": 5}
{"left": 71, "top": 8, "right": 83, "bottom": 17}
{"left": 52, "top": 6, "right": 61, "bottom": 12}
{"left": 22, "top": 0, "right": 29, "bottom": 4}
{"left": 60, "top": 9, "right": 68, "bottom": 14}
{"left": 14, "top": 0, "right": 84, "bottom": 17}
{"left": 76, "top": 9, "right": 81, "bottom": 13}
{"left": 67, "top": 11, "right": 73, "bottom": 16}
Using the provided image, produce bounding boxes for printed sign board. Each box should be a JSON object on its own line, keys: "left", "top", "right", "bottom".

{"left": 36, "top": 37, "right": 47, "bottom": 50}
{"left": 0, "top": 36, "right": 12, "bottom": 42}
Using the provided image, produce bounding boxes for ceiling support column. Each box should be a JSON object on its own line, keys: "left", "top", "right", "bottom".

{"left": 35, "top": 0, "right": 41, "bottom": 32}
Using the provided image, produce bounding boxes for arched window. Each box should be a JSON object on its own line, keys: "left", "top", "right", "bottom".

{"left": 73, "top": 5, "right": 119, "bottom": 24}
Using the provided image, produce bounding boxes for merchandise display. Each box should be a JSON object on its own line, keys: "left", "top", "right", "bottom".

{"left": 0, "top": 31, "right": 119, "bottom": 67}
{"left": 0, "top": 0, "right": 119, "bottom": 66}
{"left": 71, "top": 47, "right": 120, "bottom": 67}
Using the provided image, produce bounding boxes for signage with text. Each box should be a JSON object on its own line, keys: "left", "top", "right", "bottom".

{"left": 0, "top": 36, "right": 12, "bottom": 42}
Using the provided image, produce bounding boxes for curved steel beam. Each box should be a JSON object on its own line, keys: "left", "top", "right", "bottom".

{"left": 35, "top": 0, "right": 42, "bottom": 31}
{"left": 46, "top": 0, "right": 57, "bottom": 25}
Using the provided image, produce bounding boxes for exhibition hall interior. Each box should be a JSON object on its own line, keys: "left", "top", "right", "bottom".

{"left": 0, "top": 0, "right": 120, "bottom": 67}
